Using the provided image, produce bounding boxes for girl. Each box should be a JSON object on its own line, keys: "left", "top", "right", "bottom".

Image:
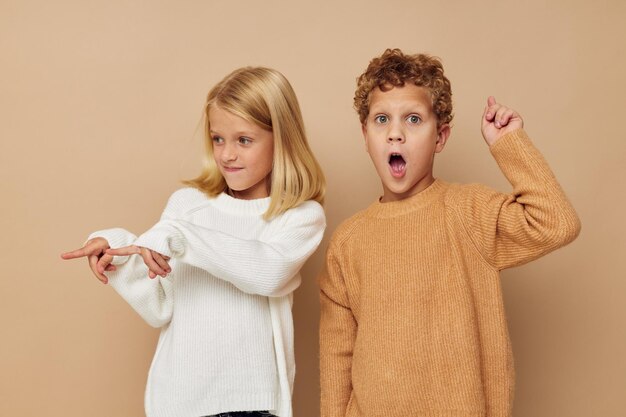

{"left": 61, "top": 67, "right": 326, "bottom": 417}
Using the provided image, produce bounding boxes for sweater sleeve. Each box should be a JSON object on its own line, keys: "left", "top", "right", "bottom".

{"left": 450, "top": 129, "right": 581, "bottom": 271}
{"left": 319, "top": 242, "right": 357, "bottom": 417}
{"left": 87, "top": 228, "right": 174, "bottom": 328}
{"left": 134, "top": 200, "right": 326, "bottom": 297}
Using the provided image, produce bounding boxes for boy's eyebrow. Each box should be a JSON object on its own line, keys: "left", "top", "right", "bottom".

{"left": 369, "top": 104, "right": 430, "bottom": 114}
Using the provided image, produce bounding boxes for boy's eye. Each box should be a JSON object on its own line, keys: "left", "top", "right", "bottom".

{"left": 239, "top": 137, "right": 252, "bottom": 145}
{"left": 212, "top": 136, "right": 224, "bottom": 144}
{"left": 374, "top": 115, "right": 388, "bottom": 123}
{"left": 407, "top": 115, "right": 421, "bottom": 124}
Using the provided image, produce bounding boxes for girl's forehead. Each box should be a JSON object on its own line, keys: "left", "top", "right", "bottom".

{"left": 209, "top": 106, "right": 248, "bottom": 126}
{"left": 208, "top": 104, "right": 236, "bottom": 119}
{"left": 209, "top": 106, "right": 272, "bottom": 137}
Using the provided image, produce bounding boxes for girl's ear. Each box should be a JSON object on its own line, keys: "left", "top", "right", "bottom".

{"left": 435, "top": 124, "right": 451, "bottom": 153}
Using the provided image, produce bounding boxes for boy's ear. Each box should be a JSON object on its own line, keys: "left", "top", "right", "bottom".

{"left": 435, "top": 124, "right": 451, "bottom": 153}
{"left": 361, "top": 123, "right": 369, "bottom": 153}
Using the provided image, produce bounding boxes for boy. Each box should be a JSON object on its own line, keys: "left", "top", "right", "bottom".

{"left": 319, "top": 49, "right": 581, "bottom": 417}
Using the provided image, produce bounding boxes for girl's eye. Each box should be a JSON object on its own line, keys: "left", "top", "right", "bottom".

{"left": 407, "top": 115, "right": 421, "bottom": 124}
{"left": 374, "top": 115, "right": 388, "bottom": 124}
{"left": 212, "top": 136, "right": 224, "bottom": 144}
{"left": 239, "top": 137, "right": 252, "bottom": 145}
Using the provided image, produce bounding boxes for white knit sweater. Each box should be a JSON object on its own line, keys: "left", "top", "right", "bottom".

{"left": 90, "top": 188, "right": 326, "bottom": 417}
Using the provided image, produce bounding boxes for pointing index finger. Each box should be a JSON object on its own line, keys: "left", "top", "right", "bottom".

{"left": 106, "top": 246, "right": 141, "bottom": 257}
{"left": 61, "top": 247, "right": 88, "bottom": 260}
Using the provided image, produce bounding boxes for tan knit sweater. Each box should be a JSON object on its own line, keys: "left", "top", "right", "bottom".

{"left": 319, "top": 129, "right": 581, "bottom": 417}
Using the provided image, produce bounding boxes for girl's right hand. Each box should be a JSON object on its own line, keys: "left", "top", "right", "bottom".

{"left": 106, "top": 246, "right": 171, "bottom": 279}
{"left": 61, "top": 237, "right": 114, "bottom": 284}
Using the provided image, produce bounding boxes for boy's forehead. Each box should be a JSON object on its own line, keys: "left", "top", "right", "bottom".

{"left": 368, "top": 84, "right": 433, "bottom": 112}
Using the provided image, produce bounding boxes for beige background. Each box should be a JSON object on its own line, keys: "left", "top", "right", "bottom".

{"left": 1, "top": 0, "right": 625, "bottom": 416}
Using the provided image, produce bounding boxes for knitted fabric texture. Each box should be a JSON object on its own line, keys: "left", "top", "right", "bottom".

{"left": 319, "top": 129, "right": 580, "bottom": 417}
{"left": 91, "top": 189, "right": 325, "bottom": 417}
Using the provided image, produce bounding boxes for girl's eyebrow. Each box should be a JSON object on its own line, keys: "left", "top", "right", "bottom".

{"left": 209, "top": 129, "right": 256, "bottom": 137}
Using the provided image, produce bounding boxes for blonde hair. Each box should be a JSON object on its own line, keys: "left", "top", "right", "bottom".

{"left": 184, "top": 67, "right": 325, "bottom": 219}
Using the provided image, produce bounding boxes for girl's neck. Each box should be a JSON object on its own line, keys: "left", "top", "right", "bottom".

{"left": 227, "top": 187, "right": 269, "bottom": 201}
{"left": 226, "top": 177, "right": 271, "bottom": 200}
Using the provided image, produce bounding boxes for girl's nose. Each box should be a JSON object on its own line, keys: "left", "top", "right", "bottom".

{"left": 221, "top": 142, "right": 238, "bottom": 162}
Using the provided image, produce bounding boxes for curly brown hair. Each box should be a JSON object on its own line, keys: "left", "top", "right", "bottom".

{"left": 354, "top": 48, "right": 453, "bottom": 128}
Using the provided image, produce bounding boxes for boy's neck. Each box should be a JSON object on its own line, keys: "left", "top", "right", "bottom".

{"left": 380, "top": 175, "right": 436, "bottom": 203}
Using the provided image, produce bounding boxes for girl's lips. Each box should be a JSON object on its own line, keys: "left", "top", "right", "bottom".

{"left": 222, "top": 166, "right": 243, "bottom": 173}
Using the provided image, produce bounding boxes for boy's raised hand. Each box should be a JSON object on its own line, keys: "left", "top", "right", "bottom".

{"left": 481, "top": 96, "right": 524, "bottom": 146}
{"left": 106, "top": 246, "right": 171, "bottom": 279}
{"left": 61, "top": 237, "right": 114, "bottom": 284}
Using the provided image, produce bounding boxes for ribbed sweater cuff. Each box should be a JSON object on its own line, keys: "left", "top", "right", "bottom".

{"left": 134, "top": 222, "right": 185, "bottom": 258}
{"left": 488, "top": 128, "right": 529, "bottom": 153}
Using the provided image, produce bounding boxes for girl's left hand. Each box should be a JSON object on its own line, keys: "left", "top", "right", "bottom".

{"left": 481, "top": 96, "right": 524, "bottom": 146}
{"left": 105, "top": 246, "right": 171, "bottom": 279}
{"left": 61, "top": 237, "right": 114, "bottom": 284}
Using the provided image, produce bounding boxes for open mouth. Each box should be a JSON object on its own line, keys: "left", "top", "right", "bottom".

{"left": 388, "top": 153, "right": 406, "bottom": 177}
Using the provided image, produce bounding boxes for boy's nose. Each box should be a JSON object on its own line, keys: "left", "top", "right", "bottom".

{"left": 387, "top": 135, "right": 405, "bottom": 143}
{"left": 387, "top": 122, "right": 405, "bottom": 143}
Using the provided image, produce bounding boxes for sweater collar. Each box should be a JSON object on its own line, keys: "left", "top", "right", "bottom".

{"left": 366, "top": 179, "right": 446, "bottom": 218}
{"left": 214, "top": 192, "right": 271, "bottom": 216}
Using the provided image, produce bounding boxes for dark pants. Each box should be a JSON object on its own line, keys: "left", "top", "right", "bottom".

{"left": 207, "top": 412, "right": 276, "bottom": 417}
